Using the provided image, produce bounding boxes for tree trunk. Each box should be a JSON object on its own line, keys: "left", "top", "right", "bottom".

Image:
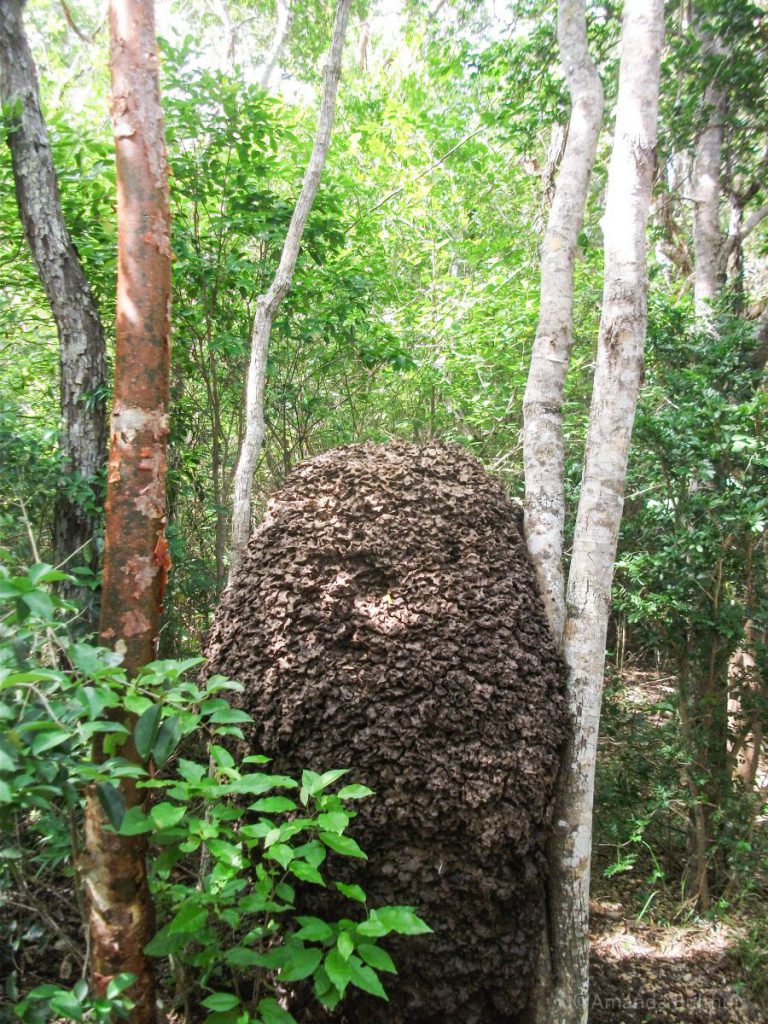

{"left": 522, "top": 0, "right": 603, "bottom": 644}
{"left": 260, "top": 0, "right": 293, "bottom": 89}
{"left": 544, "top": 3, "right": 665, "bottom": 1021}
{"left": 692, "top": 39, "right": 726, "bottom": 322}
{"left": 229, "top": 0, "right": 351, "bottom": 576}
{"left": 81, "top": 1, "right": 171, "bottom": 1020}
{"left": 0, "top": 0, "right": 107, "bottom": 592}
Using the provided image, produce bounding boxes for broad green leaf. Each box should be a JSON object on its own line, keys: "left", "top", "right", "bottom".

{"left": 279, "top": 946, "right": 322, "bottom": 982}
{"left": 134, "top": 704, "right": 162, "bottom": 760}
{"left": 96, "top": 782, "right": 126, "bottom": 830}
{"left": 119, "top": 806, "right": 153, "bottom": 835}
{"left": 324, "top": 948, "right": 351, "bottom": 996}
{"left": 201, "top": 993, "right": 240, "bottom": 1011}
{"left": 349, "top": 956, "right": 388, "bottom": 1000}
{"left": 373, "top": 906, "right": 432, "bottom": 935}
{"left": 337, "top": 931, "right": 354, "bottom": 960}
{"left": 150, "top": 802, "right": 185, "bottom": 829}
{"left": 358, "top": 944, "right": 396, "bottom": 973}
{"left": 319, "top": 832, "right": 367, "bottom": 859}
{"left": 152, "top": 716, "right": 181, "bottom": 765}
{"left": 257, "top": 998, "right": 297, "bottom": 1024}
{"left": 335, "top": 881, "right": 366, "bottom": 903}
{"left": 337, "top": 784, "right": 374, "bottom": 800}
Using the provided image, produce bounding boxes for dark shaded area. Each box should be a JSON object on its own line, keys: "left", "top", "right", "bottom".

{"left": 206, "top": 441, "right": 567, "bottom": 1023}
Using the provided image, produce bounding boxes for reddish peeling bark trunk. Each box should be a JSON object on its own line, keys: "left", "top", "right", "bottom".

{"left": 81, "top": 2, "right": 171, "bottom": 1021}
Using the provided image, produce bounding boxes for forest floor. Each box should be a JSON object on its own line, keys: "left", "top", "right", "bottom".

{"left": 588, "top": 898, "right": 762, "bottom": 1023}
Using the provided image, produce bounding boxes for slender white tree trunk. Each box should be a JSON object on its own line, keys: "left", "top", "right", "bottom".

{"left": 260, "top": 0, "right": 293, "bottom": 90}
{"left": 229, "top": 0, "right": 351, "bottom": 575}
{"left": 522, "top": 0, "right": 603, "bottom": 644}
{"left": 543, "top": 3, "right": 665, "bottom": 1021}
{"left": 692, "top": 75, "right": 726, "bottom": 320}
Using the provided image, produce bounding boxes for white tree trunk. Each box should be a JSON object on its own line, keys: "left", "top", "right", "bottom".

{"left": 260, "top": 0, "right": 293, "bottom": 90}
{"left": 692, "top": 40, "right": 726, "bottom": 321}
{"left": 543, "top": 3, "right": 665, "bottom": 1022}
{"left": 522, "top": 0, "right": 603, "bottom": 644}
{"left": 229, "top": 0, "right": 351, "bottom": 576}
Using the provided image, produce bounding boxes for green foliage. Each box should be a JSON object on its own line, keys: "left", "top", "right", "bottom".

{"left": 0, "top": 566, "right": 429, "bottom": 1022}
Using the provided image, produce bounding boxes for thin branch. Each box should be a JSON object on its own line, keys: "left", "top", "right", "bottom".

{"left": 360, "top": 124, "right": 490, "bottom": 221}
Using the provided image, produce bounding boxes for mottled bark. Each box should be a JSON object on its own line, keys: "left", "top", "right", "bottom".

{"left": 229, "top": 0, "right": 351, "bottom": 575}
{"left": 544, "top": 3, "right": 665, "bottom": 1021}
{"left": 81, "top": 1, "right": 172, "bottom": 1020}
{"left": 692, "top": 39, "right": 726, "bottom": 322}
{"left": 0, "top": 0, "right": 107, "bottom": 586}
{"left": 522, "top": 0, "right": 603, "bottom": 644}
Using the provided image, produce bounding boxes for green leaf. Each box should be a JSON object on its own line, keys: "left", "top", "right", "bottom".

{"left": 249, "top": 796, "right": 297, "bottom": 813}
{"left": 279, "top": 946, "right": 322, "bottom": 982}
{"left": 349, "top": 956, "right": 388, "bottom": 1000}
{"left": 209, "top": 743, "right": 234, "bottom": 769}
{"left": 223, "top": 947, "right": 266, "bottom": 967}
{"left": 337, "top": 931, "right": 354, "bottom": 960}
{"left": 201, "top": 994, "right": 240, "bottom": 1012}
{"left": 31, "top": 727, "right": 71, "bottom": 755}
{"left": 208, "top": 707, "right": 252, "bottom": 724}
{"left": 21, "top": 590, "right": 55, "bottom": 620}
{"left": 356, "top": 917, "right": 387, "bottom": 938}
{"left": 317, "top": 811, "right": 348, "bottom": 834}
{"left": 106, "top": 974, "right": 137, "bottom": 999}
{"left": 152, "top": 716, "right": 181, "bottom": 765}
{"left": 266, "top": 843, "right": 294, "bottom": 869}
{"left": 49, "top": 990, "right": 85, "bottom": 1019}
{"left": 289, "top": 860, "right": 325, "bottom": 886}
{"left": 294, "top": 917, "right": 333, "bottom": 942}
{"left": 134, "top": 704, "right": 162, "bottom": 760}
{"left": 257, "top": 998, "right": 297, "bottom": 1024}
{"left": 96, "top": 782, "right": 126, "bottom": 829}
{"left": 324, "top": 948, "right": 351, "bottom": 996}
{"left": 358, "top": 944, "right": 396, "bottom": 973}
{"left": 319, "top": 832, "right": 367, "bottom": 859}
{"left": 335, "top": 881, "right": 366, "bottom": 903}
{"left": 168, "top": 902, "right": 209, "bottom": 935}
{"left": 119, "top": 806, "right": 153, "bottom": 835}
{"left": 337, "top": 784, "right": 374, "bottom": 800}
{"left": 219, "top": 773, "right": 297, "bottom": 795}
{"left": 206, "top": 839, "right": 245, "bottom": 868}
{"left": 373, "top": 907, "right": 432, "bottom": 935}
{"left": 150, "top": 802, "right": 185, "bottom": 829}
{"left": 143, "top": 922, "right": 187, "bottom": 956}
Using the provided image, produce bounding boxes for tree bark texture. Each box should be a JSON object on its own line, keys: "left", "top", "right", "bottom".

{"left": 692, "top": 36, "right": 727, "bottom": 322}
{"left": 0, "top": 0, "right": 107, "bottom": 582}
{"left": 81, "top": 2, "right": 172, "bottom": 1020}
{"left": 522, "top": 0, "right": 604, "bottom": 645}
{"left": 543, "top": 3, "right": 665, "bottom": 1021}
{"left": 229, "top": 0, "right": 351, "bottom": 575}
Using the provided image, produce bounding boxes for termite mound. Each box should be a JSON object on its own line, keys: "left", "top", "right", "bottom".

{"left": 206, "top": 440, "right": 567, "bottom": 1023}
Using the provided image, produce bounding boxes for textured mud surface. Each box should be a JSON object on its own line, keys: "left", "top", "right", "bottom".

{"left": 206, "top": 441, "right": 567, "bottom": 1023}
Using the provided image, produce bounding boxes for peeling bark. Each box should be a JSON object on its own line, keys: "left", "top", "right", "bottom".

{"left": 82, "top": 1, "right": 172, "bottom": 1020}
{"left": 522, "top": 0, "right": 603, "bottom": 645}
{"left": 229, "top": 0, "right": 351, "bottom": 576}
{"left": 0, "top": 0, "right": 107, "bottom": 591}
{"left": 537, "top": 3, "right": 665, "bottom": 1021}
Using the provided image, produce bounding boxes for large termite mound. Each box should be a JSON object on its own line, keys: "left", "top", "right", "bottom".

{"left": 206, "top": 441, "right": 566, "bottom": 1023}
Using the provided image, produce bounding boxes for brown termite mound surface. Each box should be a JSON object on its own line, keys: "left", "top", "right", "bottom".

{"left": 206, "top": 440, "right": 567, "bottom": 1024}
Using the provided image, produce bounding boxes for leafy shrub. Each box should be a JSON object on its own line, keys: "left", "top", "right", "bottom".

{"left": 0, "top": 564, "right": 429, "bottom": 1024}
